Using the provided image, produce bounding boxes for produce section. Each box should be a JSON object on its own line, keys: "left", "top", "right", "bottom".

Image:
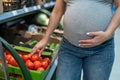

{"left": 0, "top": 32, "right": 60, "bottom": 80}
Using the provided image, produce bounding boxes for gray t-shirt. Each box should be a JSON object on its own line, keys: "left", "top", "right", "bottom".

{"left": 63, "top": 0, "right": 114, "bottom": 46}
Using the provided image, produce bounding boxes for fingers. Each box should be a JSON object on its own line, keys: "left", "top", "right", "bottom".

{"left": 79, "top": 39, "right": 92, "bottom": 43}
{"left": 30, "top": 46, "right": 38, "bottom": 56}
{"left": 30, "top": 46, "right": 45, "bottom": 57}
{"left": 79, "top": 38, "right": 95, "bottom": 47}
{"left": 78, "top": 32, "right": 97, "bottom": 47}
{"left": 86, "top": 32, "right": 96, "bottom": 37}
{"left": 78, "top": 31, "right": 105, "bottom": 48}
{"left": 79, "top": 40, "right": 93, "bottom": 47}
{"left": 87, "top": 31, "right": 103, "bottom": 37}
{"left": 39, "top": 48, "right": 44, "bottom": 57}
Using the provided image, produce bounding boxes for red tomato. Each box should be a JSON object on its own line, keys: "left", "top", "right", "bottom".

{"left": 31, "top": 54, "right": 40, "bottom": 62}
{"left": 38, "top": 56, "right": 43, "bottom": 61}
{"left": 35, "top": 49, "right": 41, "bottom": 54}
{"left": 33, "top": 61, "right": 41, "bottom": 70}
{"left": 41, "top": 60, "right": 49, "bottom": 69}
{"left": 37, "top": 67, "right": 45, "bottom": 71}
{"left": 16, "top": 75, "right": 22, "bottom": 79}
{"left": 5, "top": 54, "right": 12, "bottom": 61}
{"left": 4, "top": 50, "right": 10, "bottom": 55}
{"left": 43, "top": 57, "right": 50, "bottom": 63}
{"left": 9, "top": 57, "right": 18, "bottom": 67}
{"left": 6, "top": 60, "right": 8, "bottom": 64}
{"left": 22, "top": 54, "right": 31, "bottom": 62}
{"left": 25, "top": 60, "right": 34, "bottom": 70}
{"left": 4, "top": 52, "right": 7, "bottom": 57}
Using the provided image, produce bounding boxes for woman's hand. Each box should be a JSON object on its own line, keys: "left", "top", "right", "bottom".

{"left": 30, "top": 38, "right": 48, "bottom": 56}
{"left": 79, "top": 31, "right": 111, "bottom": 48}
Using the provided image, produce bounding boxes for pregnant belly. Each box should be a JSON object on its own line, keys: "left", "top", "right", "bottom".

{"left": 63, "top": 2, "right": 113, "bottom": 46}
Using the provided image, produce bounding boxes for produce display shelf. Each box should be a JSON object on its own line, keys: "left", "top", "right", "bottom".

{"left": 0, "top": 37, "right": 59, "bottom": 80}
{"left": 0, "top": 5, "right": 41, "bottom": 24}
{"left": 0, "top": 2, "right": 58, "bottom": 80}
{"left": 0, "top": 1, "right": 56, "bottom": 25}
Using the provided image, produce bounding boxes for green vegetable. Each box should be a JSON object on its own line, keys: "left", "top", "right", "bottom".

{"left": 14, "top": 46, "right": 32, "bottom": 53}
{"left": 35, "top": 13, "right": 49, "bottom": 26}
{"left": 41, "top": 51, "right": 52, "bottom": 56}
{"left": 28, "top": 40, "right": 38, "bottom": 46}
{"left": 49, "top": 43, "right": 56, "bottom": 50}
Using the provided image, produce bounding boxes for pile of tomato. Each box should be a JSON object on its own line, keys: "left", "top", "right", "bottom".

{"left": 4, "top": 50, "right": 51, "bottom": 71}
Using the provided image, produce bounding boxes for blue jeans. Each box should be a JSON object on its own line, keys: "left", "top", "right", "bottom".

{"left": 56, "top": 37, "right": 114, "bottom": 80}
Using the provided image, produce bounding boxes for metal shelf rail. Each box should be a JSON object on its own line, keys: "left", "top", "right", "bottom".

{"left": 0, "top": 5, "right": 41, "bottom": 24}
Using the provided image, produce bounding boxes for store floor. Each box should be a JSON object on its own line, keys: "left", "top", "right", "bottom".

{"left": 110, "top": 28, "right": 120, "bottom": 80}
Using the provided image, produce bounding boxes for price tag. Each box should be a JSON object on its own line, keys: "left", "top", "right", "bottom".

{"left": 33, "top": 6, "right": 37, "bottom": 10}
{"left": 12, "top": 10, "right": 17, "bottom": 16}
{"left": 37, "top": 5, "right": 41, "bottom": 9}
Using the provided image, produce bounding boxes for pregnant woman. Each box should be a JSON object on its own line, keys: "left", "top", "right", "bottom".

{"left": 31, "top": 0, "right": 120, "bottom": 80}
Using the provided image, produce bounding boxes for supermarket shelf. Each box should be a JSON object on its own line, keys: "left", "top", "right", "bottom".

{"left": 0, "top": 5, "right": 41, "bottom": 24}
{"left": 0, "top": 1, "right": 56, "bottom": 25}
{"left": 45, "top": 57, "right": 58, "bottom": 80}
{"left": 42, "top": 1, "right": 55, "bottom": 9}
{"left": 0, "top": 2, "right": 57, "bottom": 80}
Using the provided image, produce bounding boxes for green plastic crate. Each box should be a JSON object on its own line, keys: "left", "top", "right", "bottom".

{"left": 0, "top": 63, "right": 5, "bottom": 79}
{"left": 8, "top": 64, "right": 50, "bottom": 80}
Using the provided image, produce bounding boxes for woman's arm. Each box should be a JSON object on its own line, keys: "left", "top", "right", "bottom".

{"left": 43, "top": 0, "right": 66, "bottom": 41}
{"left": 31, "top": 0, "right": 66, "bottom": 55}
{"left": 105, "top": 0, "right": 120, "bottom": 36}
